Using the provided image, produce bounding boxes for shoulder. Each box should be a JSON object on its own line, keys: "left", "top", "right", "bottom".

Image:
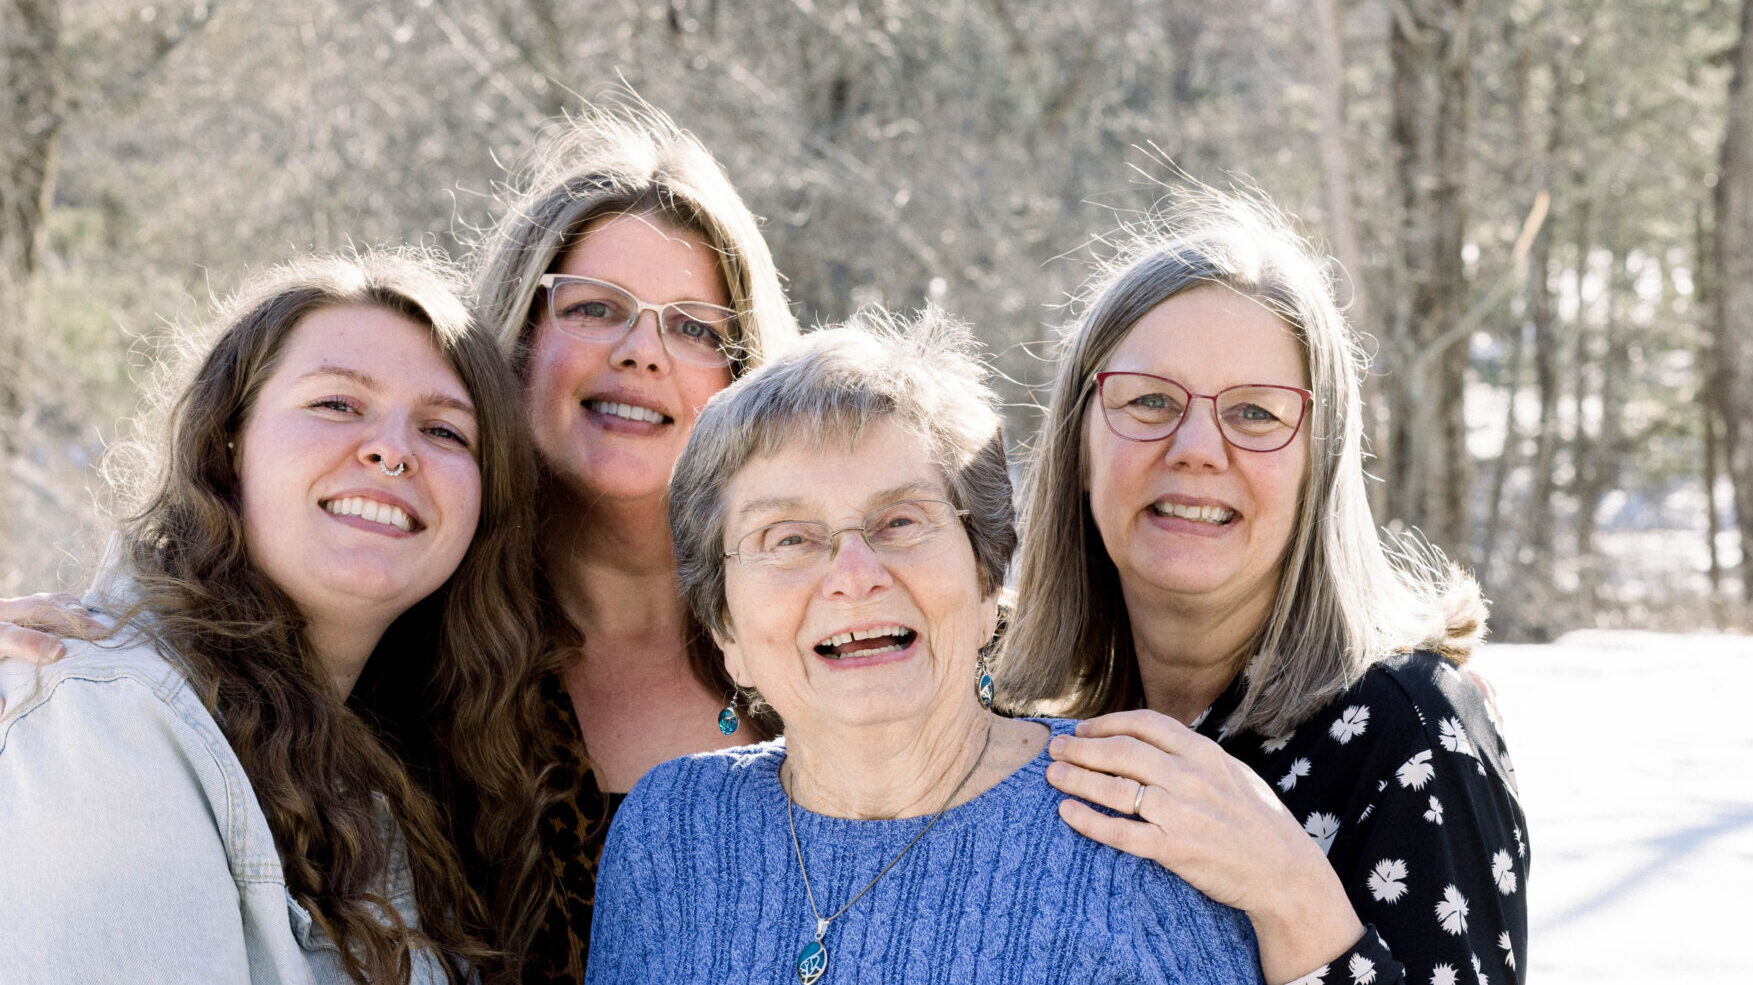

{"left": 1348, "top": 651, "right": 1513, "bottom": 780}
{"left": 0, "top": 633, "right": 204, "bottom": 749}
{"left": 609, "top": 739, "right": 786, "bottom": 839}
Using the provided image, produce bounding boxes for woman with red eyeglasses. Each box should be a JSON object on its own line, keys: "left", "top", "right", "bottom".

{"left": 1002, "top": 194, "right": 1528, "bottom": 985}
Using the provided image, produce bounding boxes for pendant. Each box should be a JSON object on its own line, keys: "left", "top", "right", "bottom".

{"left": 796, "top": 938, "right": 828, "bottom": 984}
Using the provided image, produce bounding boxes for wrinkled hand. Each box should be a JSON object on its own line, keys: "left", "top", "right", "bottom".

{"left": 0, "top": 593, "right": 105, "bottom": 666}
{"left": 1046, "top": 709, "right": 1363, "bottom": 985}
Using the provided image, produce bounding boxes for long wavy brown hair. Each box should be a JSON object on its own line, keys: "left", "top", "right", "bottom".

{"left": 109, "top": 251, "right": 549, "bottom": 983}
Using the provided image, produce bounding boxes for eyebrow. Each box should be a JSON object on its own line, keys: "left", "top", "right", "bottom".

{"left": 732, "top": 480, "right": 944, "bottom": 521}
{"left": 296, "top": 366, "right": 476, "bottom": 417}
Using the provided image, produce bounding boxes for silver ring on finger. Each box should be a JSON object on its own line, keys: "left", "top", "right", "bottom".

{"left": 1131, "top": 781, "right": 1147, "bottom": 817}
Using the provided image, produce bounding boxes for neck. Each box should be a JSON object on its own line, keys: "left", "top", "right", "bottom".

{"left": 1125, "top": 580, "right": 1273, "bottom": 724}
{"left": 303, "top": 612, "right": 389, "bottom": 700}
{"left": 782, "top": 705, "right": 994, "bottom": 820}
{"left": 542, "top": 485, "right": 688, "bottom": 639}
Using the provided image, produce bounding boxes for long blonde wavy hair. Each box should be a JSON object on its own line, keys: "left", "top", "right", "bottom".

{"left": 470, "top": 100, "right": 798, "bottom": 736}
{"left": 1001, "top": 194, "right": 1486, "bottom": 737}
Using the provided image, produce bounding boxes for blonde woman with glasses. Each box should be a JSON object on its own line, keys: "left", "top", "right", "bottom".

{"left": 1003, "top": 195, "right": 1528, "bottom": 985}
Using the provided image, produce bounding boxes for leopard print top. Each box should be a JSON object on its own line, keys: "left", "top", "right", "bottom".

{"left": 522, "top": 672, "right": 623, "bottom": 985}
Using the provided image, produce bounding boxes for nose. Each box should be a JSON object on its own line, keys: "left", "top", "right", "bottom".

{"left": 1162, "top": 395, "right": 1229, "bottom": 471}
{"left": 608, "top": 307, "right": 672, "bottom": 374}
{"left": 819, "top": 526, "right": 892, "bottom": 600}
{"left": 361, "top": 421, "right": 418, "bottom": 477}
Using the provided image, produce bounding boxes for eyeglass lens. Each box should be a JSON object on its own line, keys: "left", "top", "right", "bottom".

{"left": 546, "top": 277, "right": 735, "bottom": 365}
{"left": 734, "top": 500, "right": 960, "bottom": 573}
{"left": 1098, "top": 373, "right": 1307, "bottom": 451}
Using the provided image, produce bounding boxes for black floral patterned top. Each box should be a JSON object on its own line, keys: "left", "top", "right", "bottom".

{"left": 1190, "top": 650, "right": 1529, "bottom": 985}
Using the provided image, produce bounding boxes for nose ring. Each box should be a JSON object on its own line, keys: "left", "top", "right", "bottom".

{"left": 370, "top": 453, "right": 410, "bottom": 477}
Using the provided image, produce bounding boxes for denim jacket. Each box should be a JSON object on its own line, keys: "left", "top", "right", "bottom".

{"left": 0, "top": 599, "right": 453, "bottom": 985}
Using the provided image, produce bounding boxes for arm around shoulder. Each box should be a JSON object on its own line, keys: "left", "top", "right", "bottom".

{"left": 0, "top": 666, "right": 256, "bottom": 982}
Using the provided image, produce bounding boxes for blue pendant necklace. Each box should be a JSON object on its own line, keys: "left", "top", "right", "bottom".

{"left": 782, "top": 718, "right": 994, "bottom": 985}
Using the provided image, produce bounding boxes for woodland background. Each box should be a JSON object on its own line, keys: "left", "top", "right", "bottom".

{"left": 3, "top": 0, "right": 1751, "bottom": 642}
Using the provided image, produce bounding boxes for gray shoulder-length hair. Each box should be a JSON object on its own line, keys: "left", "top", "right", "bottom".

{"left": 669, "top": 307, "right": 1016, "bottom": 660}
{"left": 1000, "top": 193, "right": 1486, "bottom": 737}
{"left": 471, "top": 100, "right": 798, "bottom": 378}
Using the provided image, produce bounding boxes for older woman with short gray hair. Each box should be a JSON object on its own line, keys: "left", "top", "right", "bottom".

{"left": 585, "top": 309, "right": 1264, "bottom": 985}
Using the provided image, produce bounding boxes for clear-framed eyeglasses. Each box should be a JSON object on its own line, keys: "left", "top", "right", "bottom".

{"left": 537, "top": 273, "right": 740, "bottom": 368}
{"left": 724, "top": 499, "right": 972, "bottom": 582}
{"left": 1093, "top": 371, "right": 1313, "bottom": 452}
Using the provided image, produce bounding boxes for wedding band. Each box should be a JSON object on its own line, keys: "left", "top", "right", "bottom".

{"left": 1131, "top": 782, "right": 1146, "bottom": 816}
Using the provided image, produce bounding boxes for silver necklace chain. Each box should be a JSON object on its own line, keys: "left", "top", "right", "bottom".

{"left": 783, "top": 717, "right": 995, "bottom": 939}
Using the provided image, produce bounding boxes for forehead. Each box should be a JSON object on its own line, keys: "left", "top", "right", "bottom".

{"left": 556, "top": 212, "right": 730, "bottom": 307}
{"left": 268, "top": 305, "right": 468, "bottom": 399}
{"left": 723, "top": 418, "right": 946, "bottom": 520}
{"left": 1101, "top": 285, "right": 1308, "bottom": 390}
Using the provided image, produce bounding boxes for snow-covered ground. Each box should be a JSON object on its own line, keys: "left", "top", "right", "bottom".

{"left": 1469, "top": 632, "right": 1753, "bottom": 984}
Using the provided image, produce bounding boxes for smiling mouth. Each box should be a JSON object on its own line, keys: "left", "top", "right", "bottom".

{"left": 1149, "top": 502, "right": 1237, "bottom": 525}
{"left": 587, "top": 400, "right": 672, "bottom": 425}
{"left": 323, "top": 497, "right": 419, "bottom": 532}
{"left": 813, "top": 625, "right": 918, "bottom": 659}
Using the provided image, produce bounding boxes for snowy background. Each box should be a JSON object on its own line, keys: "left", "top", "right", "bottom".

{"left": 1470, "top": 632, "right": 1753, "bottom": 984}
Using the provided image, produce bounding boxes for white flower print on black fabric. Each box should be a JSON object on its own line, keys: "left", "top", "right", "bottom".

{"left": 1436, "top": 884, "right": 1470, "bottom": 935}
{"left": 1491, "top": 849, "right": 1517, "bottom": 894}
{"left": 1470, "top": 952, "right": 1488, "bottom": 985}
{"left": 1498, "top": 932, "right": 1515, "bottom": 969}
{"left": 1438, "top": 717, "right": 1475, "bottom": 758}
{"left": 1304, "top": 811, "right": 1340, "bottom": 855}
{"left": 1190, "top": 707, "right": 1210, "bottom": 729}
{"left": 1397, "top": 749, "right": 1435, "bottom": 789}
{"left": 1285, "top": 964, "right": 1329, "bottom": 985}
{"left": 1186, "top": 651, "right": 1527, "bottom": 985}
{"left": 1424, "top": 795, "right": 1445, "bottom": 824}
{"left": 1367, "top": 858, "right": 1409, "bottom": 903}
{"left": 1330, "top": 705, "right": 1371, "bottom": 744}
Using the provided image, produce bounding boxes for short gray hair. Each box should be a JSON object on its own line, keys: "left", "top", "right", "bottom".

{"left": 669, "top": 307, "right": 1015, "bottom": 641}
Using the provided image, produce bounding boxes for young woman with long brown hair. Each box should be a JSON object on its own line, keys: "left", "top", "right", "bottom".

{"left": 0, "top": 252, "right": 549, "bottom": 984}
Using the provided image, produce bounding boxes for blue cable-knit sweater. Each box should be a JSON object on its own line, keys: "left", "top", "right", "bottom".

{"left": 586, "top": 718, "right": 1263, "bottom": 984}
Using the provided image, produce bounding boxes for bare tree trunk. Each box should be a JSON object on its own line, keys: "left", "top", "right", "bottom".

{"left": 1715, "top": 0, "right": 1753, "bottom": 614}
{"left": 1386, "top": 0, "right": 1477, "bottom": 562}
{"left": 1310, "top": 0, "right": 1391, "bottom": 522}
{"left": 0, "top": 0, "right": 63, "bottom": 557}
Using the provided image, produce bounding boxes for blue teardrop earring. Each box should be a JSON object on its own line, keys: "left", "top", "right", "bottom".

{"left": 976, "top": 654, "right": 994, "bottom": 709}
{"left": 717, "top": 692, "right": 741, "bottom": 735}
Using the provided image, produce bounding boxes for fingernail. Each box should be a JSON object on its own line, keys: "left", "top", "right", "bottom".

{"left": 1048, "top": 736, "right": 1066, "bottom": 756}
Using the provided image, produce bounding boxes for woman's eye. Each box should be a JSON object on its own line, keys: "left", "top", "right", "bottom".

{"left": 1237, "top": 403, "right": 1277, "bottom": 422}
{"left": 425, "top": 423, "right": 472, "bottom": 448}
{"left": 310, "top": 396, "right": 357, "bottom": 414}
{"left": 676, "top": 319, "right": 718, "bottom": 342}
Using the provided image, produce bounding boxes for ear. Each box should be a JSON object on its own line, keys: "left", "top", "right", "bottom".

{"left": 713, "top": 620, "right": 755, "bottom": 689}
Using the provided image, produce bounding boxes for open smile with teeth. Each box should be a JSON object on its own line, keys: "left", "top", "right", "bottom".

{"left": 588, "top": 400, "right": 671, "bottom": 425}
{"left": 323, "top": 496, "right": 417, "bottom": 533}
{"left": 813, "top": 624, "right": 918, "bottom": 659}
{"left": 1150, "top": 501, "right": 1237, "bottom": 525}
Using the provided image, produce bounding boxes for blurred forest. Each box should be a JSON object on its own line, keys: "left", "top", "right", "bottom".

{"left": 2, "top": 0, "right": 1749, "bottom": 640}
